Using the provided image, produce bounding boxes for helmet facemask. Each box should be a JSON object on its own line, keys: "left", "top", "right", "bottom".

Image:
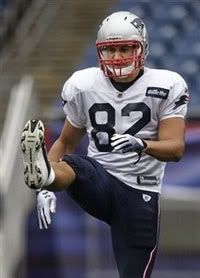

{"left": 96, "top": 11, "right": 148, "bottom": 79}
{"left": 96, "top": 40, "right": 144, "bottom": 78}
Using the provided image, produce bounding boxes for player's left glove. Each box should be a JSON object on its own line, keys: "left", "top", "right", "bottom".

{"left": 36, "top": 189, "right": 57, "bottom": 229}
{"left": 111, "top": 133, "right": 147, "bottom": 163}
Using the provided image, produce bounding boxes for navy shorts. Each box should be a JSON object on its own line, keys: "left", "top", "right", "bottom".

{"left": 62, "top": 154, "right": 160, "bottom": 278}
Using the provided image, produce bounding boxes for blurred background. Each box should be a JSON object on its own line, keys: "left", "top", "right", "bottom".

{"left": 0, "top": 0, "right": 200, "bottom": 277}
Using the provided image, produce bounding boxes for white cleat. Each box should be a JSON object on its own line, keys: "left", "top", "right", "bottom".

{"left": 21, "top": 119, "right": 51, "bottom": 189}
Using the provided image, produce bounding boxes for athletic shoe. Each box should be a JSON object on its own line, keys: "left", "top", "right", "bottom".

{"left": 21, "top": 119, "right": 51, "bottom": 189}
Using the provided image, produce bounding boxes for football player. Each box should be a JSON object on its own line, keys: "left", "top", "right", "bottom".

{"left": 21, "top": 11, "right": 189, "bottom": 277}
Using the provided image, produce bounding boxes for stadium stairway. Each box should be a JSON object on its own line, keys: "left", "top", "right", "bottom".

{"left": 0, "top": 0, "right": 116, "bottom": 129}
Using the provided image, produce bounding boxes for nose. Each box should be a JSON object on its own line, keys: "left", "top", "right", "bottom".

{"left": 113, "top": 50, "right": 122, "bottom": 59}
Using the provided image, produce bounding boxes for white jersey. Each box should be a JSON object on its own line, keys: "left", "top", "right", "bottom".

{"left": 61, "top": 67, "right": 189, "bottom": 193}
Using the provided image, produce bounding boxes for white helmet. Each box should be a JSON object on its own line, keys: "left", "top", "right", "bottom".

{"left": 96, "top": 11, "right": 149, "bottom": 78}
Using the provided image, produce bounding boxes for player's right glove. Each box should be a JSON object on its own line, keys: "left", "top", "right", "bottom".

{"left": 111, "top": 133, "right": 147, "bottom": 164}
{"left": 36, "top": 189, "right": 56, "bottom": 229}
{"left": 111, "top": 133, "right": 147, "bottom": 153}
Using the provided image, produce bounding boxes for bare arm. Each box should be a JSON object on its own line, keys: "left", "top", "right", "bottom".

{"left": 144, "top": 117, "right": 186, "bottom": 162}
{"left": 48, "top": 120, "right": 86, "bottom": 162}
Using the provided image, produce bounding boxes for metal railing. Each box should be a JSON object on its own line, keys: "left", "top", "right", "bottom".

{"left": 0, "top": 75, "right": 38, "bottom": 278}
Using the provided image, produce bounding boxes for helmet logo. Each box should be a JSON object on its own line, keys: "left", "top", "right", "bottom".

{"left": 130, "top": 18, "right": 144, "bottom": 35}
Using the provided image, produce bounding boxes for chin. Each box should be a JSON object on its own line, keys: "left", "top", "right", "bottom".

{"left": 112, "top": 76, "right": 133, "bottom": 82}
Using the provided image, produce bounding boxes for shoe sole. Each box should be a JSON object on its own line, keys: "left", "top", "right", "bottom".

{"left": 21, "top": 119, "right": 49, "bottom": 189}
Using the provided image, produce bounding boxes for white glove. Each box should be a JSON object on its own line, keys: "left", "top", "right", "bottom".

{"left": 36, "top": 189, "right": 56, "bottom": 229}
{"left": 111, "top": 133, "right": 147, "bottom": 154}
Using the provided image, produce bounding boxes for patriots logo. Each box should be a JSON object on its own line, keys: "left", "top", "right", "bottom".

{"left": 173, "top": 94, "right": 189, "bottom": 110}
{"left": 130, "top": 18, "right": 144, "bottom": 35}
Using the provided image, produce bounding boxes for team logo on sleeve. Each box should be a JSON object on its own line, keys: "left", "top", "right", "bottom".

{"left": 173, "top": 94, "right": 189, "bottom": 110}
{"left": 146, "top": 87, "right": 169, "bottom": 99}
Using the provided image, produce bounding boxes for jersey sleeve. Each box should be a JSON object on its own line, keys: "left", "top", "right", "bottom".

{"left": 61, "top": 77, "right": 86, "bottom": 128}
{"left": 159, "top": 75, "right": 189, "bottom": 121}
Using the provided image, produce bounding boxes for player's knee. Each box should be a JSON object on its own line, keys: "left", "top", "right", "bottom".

{"left": 50, "top": 161, "right": 76, "bottom": 188}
